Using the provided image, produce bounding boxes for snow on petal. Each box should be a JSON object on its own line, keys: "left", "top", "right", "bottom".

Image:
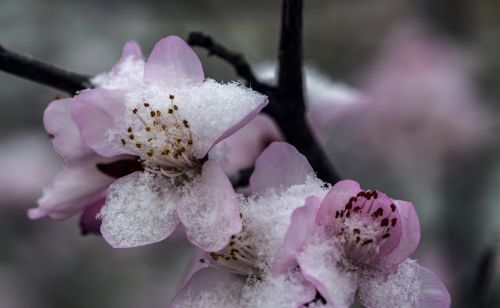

{"left": 144, "top": 35, "right": 204, "bottom": 87}
{"left": 92, "top": 40, "right": 144, "bottom": 90}
{"left": 71, "top": 88, "right": 130, "bottom": 157}
{"left": 100, "top": 171, "right": 180, "bottom": 248}
{"left": 273, "top": 196, "right": 321, "bottom": 274}
{"left": 44, "top": 97, "right": 94, "bottom": 164}
{"left": 358, "top": 260, "right": 450, "bottom": 308}
{"left": 170, "top": 268, "right": 244, "bottom": 308}
{"left": 250, "top": 142, "right": 315, "bottom": 195}
{"left": 297, "top": 236, "right": 358, "bottom": 307}
{"left": 177, "top": 160, "right": 242, "bottom": 252}
{"left": 168, "top": 79, "right": 268, "bottom": 158}
{"left": 242, "top": 176, "right": 328, "bottom": 267}
{"left": 240, "top": 271, "right": 316, "bottom": 308}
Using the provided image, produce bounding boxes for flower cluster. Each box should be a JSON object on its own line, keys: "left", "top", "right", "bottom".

{"left": 171, "top": 142, "right": 450, "bottom": 307}
{"left": 29, "top": 36, "right": 267, "bottom": 250}
{"left": 30, "top": 36, "right": 450, "bottom": 307}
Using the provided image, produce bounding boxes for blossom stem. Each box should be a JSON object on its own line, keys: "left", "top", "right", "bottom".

{"left": 0, "top": 44, "right": 91, "bottom": 94}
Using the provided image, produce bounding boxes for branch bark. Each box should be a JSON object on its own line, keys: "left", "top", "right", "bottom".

{"left": 0, "top": 44, "right": 91, "bottom": 94}
{"left": 189, "top": 0, "right": 341, "bottom": 184}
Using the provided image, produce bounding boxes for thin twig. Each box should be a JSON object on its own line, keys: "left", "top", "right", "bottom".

{"left": 188, "top": 0, "right": 341, "bottom": 184}
{"left": 187, "top": 32, "right": 274, "bottom": 96}
{"left": 0, "top": 44, "right": 91, "bottom": 94}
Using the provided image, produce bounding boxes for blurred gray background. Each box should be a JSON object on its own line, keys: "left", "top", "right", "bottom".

{"left": 1, "top": 0, "right": 499, "bottom": 307}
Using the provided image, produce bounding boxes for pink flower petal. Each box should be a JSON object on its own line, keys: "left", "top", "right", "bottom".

{"left": 79, "top": 196, "right": 105, "bottom": 235}
{"left": 177, "top": 160, "right": 242, "bottom": 252}
{"left": 28, "top": 160, "right": 114, "bottom": 220}
{"left": 173, "top": 80, "right": 268, "bottom": 159}
{"left": 176, "top": 249, "right": 211, "bottom": 292}
{"left": 377, "top": 200, "right": 421, "bottom": 272}
{"left": 71, "top": 88, "right": 129, "bottom": 157}
{"left": 144, "top": 35, "right": 204, "bottom": 87}
{"left": 210, "top": 114, "right": 283, "bottom": 177}
{"left": 316, "top": 179, "right": 361, "bottom": 226}
{"left": 43, "top": 98, "right": 94, "bottom": 164}
{"left": 240, "top": 271, "right": 317, "bottom": 307}
{"left": 297, "top": 238, "right": 357, "bottom": 307}
{"left": 111, "top": 40, "right": 142, "bottom": 75}
{"left": 273, "top": 196, "right": 321, "bottom": 274}
{"left": 250, "top": 142, "right": 315, "bottom": 194}
{"left": 169, "top": 268, "right": 244, "bottom": 308}
{"left": 358, "top": 260, "right": 450, "bottom": 308}
{"left": 100, "top": 171, "right": 180, "bottom": 248}
{"left": 317, "top": 181, "right": 404, "bottom": 269}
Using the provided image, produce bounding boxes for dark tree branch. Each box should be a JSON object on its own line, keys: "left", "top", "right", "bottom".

{"left": 273, "top": 0, "right": 340, "bottom": 184}
{"left": 0, "top": 0, "right": 341, "bottom": 184}
{"left": 471, "top": 233, "right": 498, "bottom": 307}
{"left": 188, "top": 0, "right": 341, "bottom": 184}
{"left": 0, "top": 44, "right": 91, "bottom": 94}
{"left": 187, "top": 32, "right": 274, "bottom": 96}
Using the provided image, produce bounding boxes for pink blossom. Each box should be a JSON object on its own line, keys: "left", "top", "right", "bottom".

{"left": 274, "top": 179, "right": 450, "bottom": 307}
{"left": 210, "top": 65, "right": 364, "bottom": 177}
{"left": 170, "top": 142, "right": 327, "bottom": 307}
{"left": 30, "top": 36, "right": 268, "bottom": 250}
{"left": 349, "top": 23, "right": 490, "bottom": 176}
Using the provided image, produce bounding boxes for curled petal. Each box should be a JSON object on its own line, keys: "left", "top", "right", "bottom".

{"left": 28, "top": 161, "right": 113, "bottom": 220}
{"left": 250, "top": 142, "right": 315, "bottom": 194}
{"left": 111, "top": 40, "right": 143, "bottom": 74}
{"left": 273, "top": 196, "right": 321, "bottom": 274}
{"left": 358, "top": 260, "right": 451, "bottom": 308}
{"left": 44, "top": 98, "right": 94, "bottom": 164}
{"left": 297, "top": 239, "right": 357, "bottom": 307}
{"left": 177, "top": 160, "right": 242, "bottom": 252}
{"left": 79, "top": 196, "right": 105, "bottom": 235}
{"left": 100, "top": 172, "right": 180, "bottom": 248}
{"left": 378, "top": 200, "right": 421, "bottom": 272}
{"left": 71, "top": 88, "right": 129, "bottom": 157}
{"left": 176, "top": 249, "right": 211, "bottom": 292}
{"left": 316, "top": 179, "right": 361, "bottom": 226}
{"left": 144, "top": 35, "right": 204, "bottom": 87}
{"left": 169, "top": 268, "right": 244, "bottom": 308}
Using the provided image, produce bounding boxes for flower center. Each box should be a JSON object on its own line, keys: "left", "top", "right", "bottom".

{"left": 333, "top": 190, "right": 399, "bottom": 266}
{"left": 120, "top": 95, "right": 201, "bottom": 178}
{"left": 206, "top": 233, "right": 260, "bottom": 276}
